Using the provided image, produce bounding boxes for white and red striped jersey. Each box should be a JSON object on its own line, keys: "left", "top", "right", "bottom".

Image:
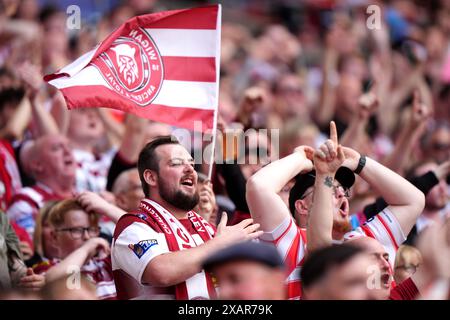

{"left": 260, "top": 208, "right": 406, "bottom": 300}
{"left": 6, "top": 183, "right": 65, "bottom": 238}
{"left": 82, "top": 257, "right": 117, "bottom": 300}
{"left": 73, "top": 148, "right": 115, "bottom": 193}
{"left": 112, "top": 213, "right": 215, "bottom": 300}
{"left": 343, "top": 209, "right": 406, "bottom": 266}
{"left": 33, "top": 256, "right": 116, "bottom": 300}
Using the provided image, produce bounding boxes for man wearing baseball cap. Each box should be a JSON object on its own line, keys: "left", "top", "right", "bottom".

{"left": 202, "top": 241, "right": 286, "bottom": 300}
{"left": 288, "top": 166, "right": 355, "bottom": 231}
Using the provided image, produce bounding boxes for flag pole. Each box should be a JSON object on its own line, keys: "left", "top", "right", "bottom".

{"left": 207, "top": 4, "right": 222, "bottom": 181}
{"left": 207, "top": 105, "right": 218, "bottom": 180}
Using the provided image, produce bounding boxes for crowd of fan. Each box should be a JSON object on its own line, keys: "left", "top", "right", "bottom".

{"left": 0, "top": 0, "right": 449, "bottom": 300}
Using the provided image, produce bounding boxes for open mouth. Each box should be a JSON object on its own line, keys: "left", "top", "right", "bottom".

{"left": 64, "top": 159, "right": 74, "bottom": 166}
{"left": 180, "top": 177, "right": 194, "bottom": 187}
{"left": 338, "top": 201, "right": 348, "bottom": 216}
{"left": 381, "top": 273, "right": 391, "bottom": 286}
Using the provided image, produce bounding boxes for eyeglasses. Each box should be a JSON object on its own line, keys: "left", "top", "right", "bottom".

{"left": 301, "top": 184, "right": 351, "bottom": 200}
{"left": 56, "top": 226, "right": 100, "bottom": 239}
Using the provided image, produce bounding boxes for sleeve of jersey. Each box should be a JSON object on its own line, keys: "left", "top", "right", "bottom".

{"left": 363, "top": 208, "right": 406, "bottom": 249}
{"left": 112, "top": 221, "right": 169, "bottom": 284}
{"left": 259, "top": 216, "right": 306, "bottom": 272}
{"left": 346, "top": 208, "right": 406, "bottom": 267}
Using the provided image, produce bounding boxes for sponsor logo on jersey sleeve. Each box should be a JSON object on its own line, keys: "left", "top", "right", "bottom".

{"left": 128, "top": 239, "right": 158, "bottom": 258}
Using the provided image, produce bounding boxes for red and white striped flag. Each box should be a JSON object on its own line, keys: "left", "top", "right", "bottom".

{"left": 44, "top": 5, "right": 221, "bottom": 131}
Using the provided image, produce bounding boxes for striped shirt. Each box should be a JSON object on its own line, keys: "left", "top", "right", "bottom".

{"left": 260, "top": 208, "right": 406, "bottom": 300}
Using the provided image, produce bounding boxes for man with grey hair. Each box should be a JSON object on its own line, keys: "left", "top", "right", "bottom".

{"left": 7, "top": 134, "right": 77, "bottom": 237}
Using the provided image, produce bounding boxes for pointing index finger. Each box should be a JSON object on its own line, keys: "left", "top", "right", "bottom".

{"left": 330, "top": 121, "right": 338, "bottom": 145}
{"left": 413, "top": 89, "right": 420, "bottom": 108}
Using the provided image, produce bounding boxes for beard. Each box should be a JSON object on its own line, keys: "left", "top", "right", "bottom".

{"left": 159, "top": 182, "right": 199, "bottom": 211}
{"left": 425, "top": 198, "right": 447, "bottom": 211}
{"left": 332, "top": 218, "right": 353, "bottom": 234}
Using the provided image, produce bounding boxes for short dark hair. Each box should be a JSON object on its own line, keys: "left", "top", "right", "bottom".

{"left": 137, "top": 135, "right": 180, "bottom": 197}
{"left": 300, "top": 244, "right": 364, "bottom": 290}
{"left": 0, "top": 87, "right": 25, "bottom": 112}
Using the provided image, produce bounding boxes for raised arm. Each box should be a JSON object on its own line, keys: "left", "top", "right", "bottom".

{"left": 411, "top": 219, "right": 450, "bottom": 298}
{"left": 340, "top": 89, "right": 379, "bottom": 149}
{"left": 77, "top": 191, "right": 126, "bottom": 223}
{"left": 0, "top": 95, "right": 31, "bottom": 141}
{"left": 96, "top": 108, "right": 125, "bottom": 148}
{"left": 380, "top": 64, "right": 424, "bottom": 135}
{"left": 45, "top": 237, "right": 110, "bottom": 283}
{"left": 118, "top": 114, "right": 148, "bottom": 163}
{"left": 246, "top": 146, "right": 314, "bottom": 232}
{"left": 16, "top": 62, "right": 59, "bottom": 138}
{"left": 382, "top": 90, "right": 431, "bottom": 174}
{"left": 342, "top": 147, "right": 425, "bottom": 236}
{"left": 307, "top": 122, "right": 345, "bottom": 252}
{"left": 314, "top": 34, "right": 338, "bottom": 128}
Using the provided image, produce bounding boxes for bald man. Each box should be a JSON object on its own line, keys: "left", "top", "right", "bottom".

{"left": 7, "top": 134, "right": 76, "bottom": 237}
{"left": 111, "top": 169, "right": 144, "bottom": 212}
{"left": 346, "top": 236, "right": 393, "bottom": 299}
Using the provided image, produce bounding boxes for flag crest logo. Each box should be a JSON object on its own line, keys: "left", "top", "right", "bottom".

{"left": 92, "top": 28, "right": 164, "bottom": 106}
{"left": 45, "top": 5, "right": 221, "bottom": 131}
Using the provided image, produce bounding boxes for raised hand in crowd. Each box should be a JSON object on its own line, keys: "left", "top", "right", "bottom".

{"left": 45, "top": 237, "right": 110, "bottom": 283}
{"left": 410, "top": 90, "right": 433, "bottom": 128}
{"left": 77, "top": 191, "right": 126, "bottom": 223}
{"left": 340, "top": 86, "right": 379, "bottom": 149}
{"left": 197, "top": 180, "right": 217, "bottom": 225}
{"left": 307, "top": 121, "right": 345, "bottom": 252}
{"left": 235, "top": 86, "right": 268, "bottom": 129}
{"left": 382, "top": 89, "right": 432, "bottom": 174}
{"left": 16, "top": 62, "right": 44, "bottom": 99}
{"left": 214, "top": 212, "right": 263, "bottom": 246}
{"left": 16, "top": 61, "right": 59, "bottom": 137}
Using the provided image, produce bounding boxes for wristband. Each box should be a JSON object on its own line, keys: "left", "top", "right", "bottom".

{"left": 354, "top": 155, "right": 366, "bottom": 175}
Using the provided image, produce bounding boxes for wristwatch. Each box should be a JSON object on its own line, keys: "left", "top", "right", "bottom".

{"left": 354, "top": 155, "right": 366, "bottom": 175}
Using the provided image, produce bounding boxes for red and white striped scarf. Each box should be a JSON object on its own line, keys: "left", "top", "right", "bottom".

{"left": 138, "top": 199, "right": 216, "bottom": 300}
